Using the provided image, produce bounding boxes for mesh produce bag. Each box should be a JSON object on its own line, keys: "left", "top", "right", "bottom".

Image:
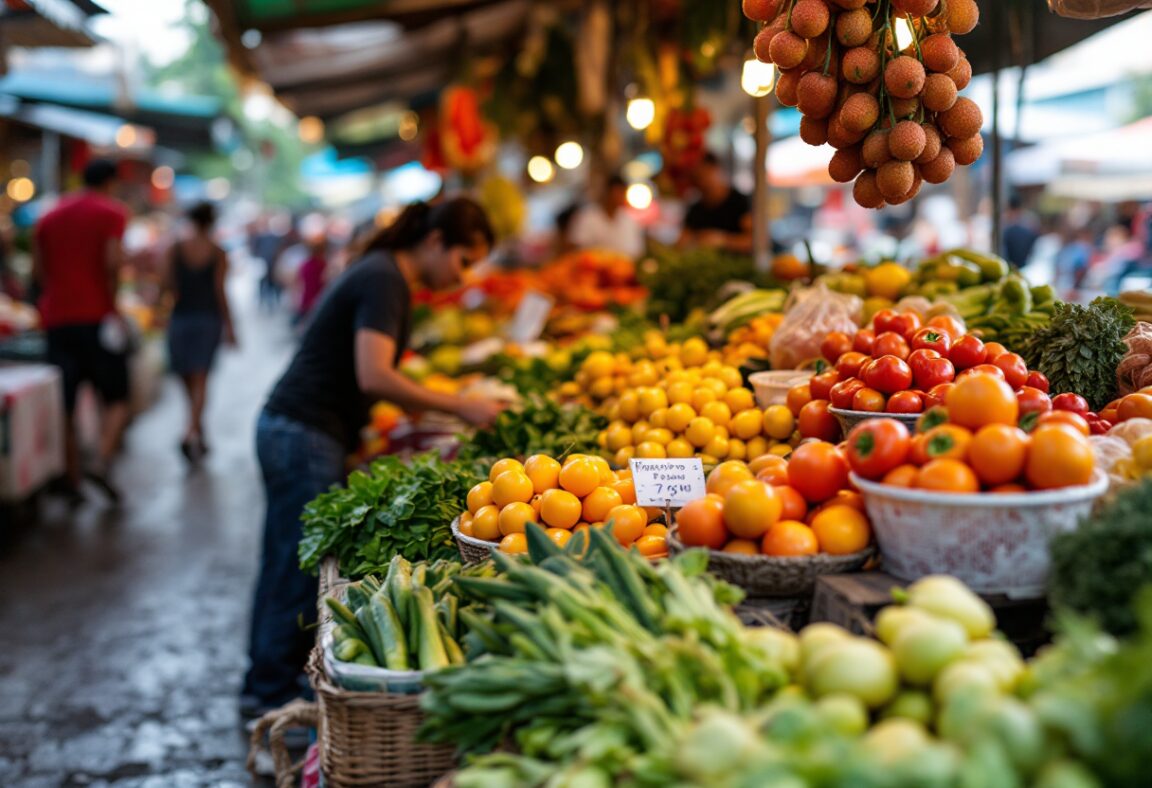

{"left": 769, "top": 282, "right": 862, "bottom": 370}
{"left": 1048, "top": 0, "right": 1152, "bottom": 18}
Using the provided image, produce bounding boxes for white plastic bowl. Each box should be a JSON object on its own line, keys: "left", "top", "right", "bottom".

{"left": 749, "top": 370, "right": 814, "bottom": 409}
{"left": 852, "top": 470, "right": 1108, "bottom": 599}
{"left": 829, "top": 407, "right": 921, "bottom": 435}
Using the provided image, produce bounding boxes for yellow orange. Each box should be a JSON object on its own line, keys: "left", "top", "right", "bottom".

{"left": 583, "top": 486, "right": 624, "bottom": 523}
{"left": 761, "top": 520, "right": 819, "bottom": 557}
{"left": 498, "top": 533, "right": 528, "bottom": 554}
{"left": 706, "top": 461, "right": 754, "bottom": 497}
{"left": 539, "top": 489, "right": 582, "bottom": 530}
{"left": 559, "top": 458, "right": 601, "bottom": 497}
{"left": 612, "top": 477, "right": 637, "bottom": 505}
{"left": 488, "top": 458, "right": 524, "bottom": 483}
{"left": 606, "top": 504, "right": 648, "bottom": 546}
{"left": 492, "top": 471, "right": 534, "bottom": 508}
{"left": 634, "top": 534, "right": 668, "bottom": 558}
{"left": 472, "top": 505, "right": 501, "bottom": 541}
{"left": 730, "top": 409, "right": 764, "bottom": 441}
{"left": 724, "top": 479, "right": 782, "bottom": 540}
{"left": 723, "top": 539, "right": 760, "bottom": 555}
{"left": 666, "top": 403, "right": 697, "bottom": 433}
{"left": 524, "top": 454, "right": 562, "bottom": 494}
{"left": 810, "top": 505, "right": 872, "bottom": 555}
{"left": 546, "top": 528, "right": 572, "bottom": 548}
{"left": 499, "top": 502, "right": 537, "bottom": 536}
{"left": 724, "top": 387, "right": 757, "bottom": 413}
{"left": 467, "top": 481, "right": 494, "bottom": 514}
{"left": 635, "top": 441, "right": 667, "bottom": 459}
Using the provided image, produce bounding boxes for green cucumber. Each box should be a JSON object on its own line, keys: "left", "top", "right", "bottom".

{"left": 325, "top": 597, "right": 360, "bottom": 629}
{"left": 345, "top": 583, "right": 371, "bottom": 613}
{"left": 356, "top": 605, "right": 388, "bottom": 666}
{"left": 414, "top": 586, "right": 450, "bottom": 671}
{"left": 370, "top": 592, "right": 410, "bottom": 670}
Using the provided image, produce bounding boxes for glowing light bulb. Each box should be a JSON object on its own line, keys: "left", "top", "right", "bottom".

{"left": 894, "top": 17, "right": 915, "bottom": 52}
{"left": 6, "top": 177, "right": 34, "bottom": 202}
{"left": 626, "top": 98, "right": 656, "bottom": 131}
{"left": 741, "top": 59, "right": 777, "bottom": 98}
{"left": 527, "top": 156, "right": 555, "bottom": 183}
{"left": 626, "top": 183, "right": 653, "bottom": 210}
{"left": 151, "top": 166, "right": 175, "bottom": 190}
{"left": 555, "top": 141, "right": 584, "bottom": 170}
{"left": 298, "top": 116, "right": 325, "bottom": 145}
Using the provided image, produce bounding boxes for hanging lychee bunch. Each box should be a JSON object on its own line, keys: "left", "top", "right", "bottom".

{"left": 743, "top": 0, "right": 983, "bottom": 209}
{"left": 661, "top": 106, "right": 712, "bottom": 195}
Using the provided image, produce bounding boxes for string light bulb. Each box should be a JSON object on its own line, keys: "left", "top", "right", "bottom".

{"left": 741, "top": 59, "right": 776, "bottom": 98}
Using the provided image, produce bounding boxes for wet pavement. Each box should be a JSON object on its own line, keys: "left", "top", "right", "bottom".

{"left": 0, "top": 278, "right": 295, "bottom": 787}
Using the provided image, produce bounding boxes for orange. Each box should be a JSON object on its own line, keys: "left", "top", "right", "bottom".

{"left": 539, "top": 489, "right": 582, "bottom": 530}
{"left": 810, "top": 505, "right": 872, "bottom": 555}
{"left": 524, "top": 454, "right": 562, "bottom": 494}
{"left": 969, "top": 424, "right": 1029, "bottom": 487}
{"left": 589, "top": 456, "right": 617, "bottom": 485}
{"left": 457, "top": 512, "right": 475, "bottom": 537}
{"left": 488, "top": 458, "right": 525, "bottom": 483}
{"left": 546, "top": 528, "right": 572, "bottom": 548}
{"left": 1118, "top": 392, "right": 1152, "bottom": 421}
{"left": 492, "top": 471, "right": 534, "bottom": 508}
{"left": 723, "top": 480, "right": 782, "bottom": 540}
{"left": 706, "top": 461, "right": 755, "bottom": 497}
{"left": 644, "top": 506, "right": 663, "bottom": 523}
{"left": 644, "top": 523, "right": 669, "bottom": 538}
{"left": 990, "top": 483, "right": 1027, "bottom": 494}
{"left": 723, "top": 539, "right": 760, "bottom": 555}
{"left": 1026, "top": 425, "right": 1095, "bottom": 490}
{"left": 499, "top": 502, "right": 537, "bottom": 536}
{"left": 946, "top": 373, "right": 1018, "bottom": 430}
{"left": 634, "top": 534, "right": 668, "bottom": 558}
{"left": 559, "top": 458, "right": 601, "bottom": 497}
{"left": 916, "top": 459, "right": 980, "bottom": 493}
{"left": 676, "top": 494, "right": 728, "bottom": 549}
{"left": 881, "top": 464, "right": 919, "bottom": 488}
{"left": 467, "top": 481, "right": 494, "bottom": 514}
{"left": 583, "top": 486, "right": 624, "bottom": 523}
{"left": 612, "top": 477, "right": 637, "bottom": 505}
{"left": 776, "top": 485, "right": 808, "bottom": 522}
{"left": 529, "top": 494, "right": 543, "bottom": 515}
{"left": 472, "top": 505, "right": 501, "bottom": 542}
{"left": 606, "top": 504, "right": 647, "bottom": 546}
{"left": 754, "top": 455, "right": 791, "bottom": 486}
{"left": 761, "top": 520, "right": 820, "bottom": 557}
{"left": 498, "top": 533, "right": 528, "bottom": 554}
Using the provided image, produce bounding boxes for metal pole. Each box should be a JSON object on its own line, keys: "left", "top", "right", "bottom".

{"left": 752, "top": 94, "right": 772, "bottom": 272}
{"left": 990, "top": 0, "right": 1004, "bottom": 258}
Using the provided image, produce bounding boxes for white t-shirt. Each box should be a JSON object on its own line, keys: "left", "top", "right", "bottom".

{"left": 569, "top": 204, "right": 645, "bottom": 258}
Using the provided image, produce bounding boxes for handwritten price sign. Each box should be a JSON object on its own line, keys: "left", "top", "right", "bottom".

{"left": 629, "top": 458, "right": 707, "bottom": 508}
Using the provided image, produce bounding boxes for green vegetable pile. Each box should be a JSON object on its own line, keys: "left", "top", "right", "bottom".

{"left": 1020, "top": 297, "right": 1135, "bottom": 410}
{"left": 326, "top": 556, "right": 477, "bottom": 671}
{"left": 640, "top": 245, "right": 778, "bottom": 323}
{"left": 1049, "top": 478, "right": 1152, "bottom": 637}
{"left": 457, "top": 393, "right": 606, "bottom": 462}
{"left": 299, "top": 453, "right": 486, "bottom": 577}
{"left": 932, "top": 274, "right": 1057, "bottom": 347}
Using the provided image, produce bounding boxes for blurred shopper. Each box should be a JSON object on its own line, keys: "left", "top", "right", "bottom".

{"left": 569, "top": 175, "right": 645, "bottom": 258}
{"left": 165, "top": 202, "right": 236, "bottom": 463}
{"left": 242, "top": 197, "right": 505, "bottom": 716}
{"left": 250, "top": 215, "right": 285, "bottom": 310}
{"left": 296, "top": 236, "right": 330, "bottom": 322}
{"left": 1053, "top": 223, "right": 1095, "bottom": 297}
{"left": 32, "top": 159, "right": 130, "bottom": 502}
{"left": 679, "top": 152, "right": 753, "bottom": 253}
{"left": 1002, "top": 195, "right": 1040, "bottom": 268}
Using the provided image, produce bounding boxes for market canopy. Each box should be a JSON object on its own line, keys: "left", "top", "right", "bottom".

{"left": 0, "top": 0, "right": 106, "bottom": 48}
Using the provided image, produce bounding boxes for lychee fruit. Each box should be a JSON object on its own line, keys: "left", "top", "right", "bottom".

{"left": 862, "top": 130, "right": 893, "bottom": 168}
{"left": 921, "top": 33, "right": 961, "bottom": 73}
{"left": 915, "top": 124, "right": 943, "bottom": 164}
{"left": 853, "top": 170, "right": 886, "bottom": 209}
{"left": 797, "top": 72, "right": 839, "bottom": 119}
{"left": 743, "top": 0, "right": 783, "bottom": 22}
{"left": 791, "top": 0, "right": 830, "bottom": 39}
{"left": 799, "top": 32, "right": 832, "bottom": 71}
{"left": 948, "top": 133, "right": 984, "bottom": 166}
{"left": 829, "top": 146, "right": 864, "bottom": 183}
{"left": 884, "top": 56, "right": 926, "bottom": 99}
{"left": 948, "top": 56, "right": 973, "bottom": 90}
{"left": 877, "top": 160, "right": 915, "bottom": 201}
{"left": 889, "top": 170, "right": 924, "bottom": 205}
{"left": 893, "top": 0, "right": 939, "bottom": 15}
{"left": 939, "top": 97, "right": 983, "bottom": 139}
{"left": 754, "top": 28, "right": 775, "bottom": 62}
{"left": 842, "top": 46, "right": 881, "bottom": 84}
{"left": 836, "top": 8, "right": 873, "bottom": 47}
{"left": 922, "top": 73, "right": 959, "bottom": 112}
{"left": 920, "top": 146, "right": 956, "bottom": 183}
{"left": 800, "top": 115, "right": 830, "bottom": 146}
{"left": 891, "top": 96, "right": 921, "bottom": 120}
{"left": 775, "top": 69, "right": 802, "bottom": 107}
{"left": 888, "top": 120, "right": 928, "bottom": 161}
{"left": 827, "top": 114, "right": 867, "bottom": 149}
{"left": 769, "top": 31, "right": 808, "bottom": 69}
{"left": 840, "top": 92, "right": 880, "bottom": 133}
{"left": 946, "top": 0, "right": 980, "bottom": 35}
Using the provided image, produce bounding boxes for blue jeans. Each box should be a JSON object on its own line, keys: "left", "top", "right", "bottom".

{"left": 242, "top": 410, "right": 346, "bottom": 708}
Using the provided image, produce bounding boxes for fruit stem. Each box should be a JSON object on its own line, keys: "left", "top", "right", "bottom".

{"left": 822, "top": 35, "right": 834, "bottom": 77}
{"left": 786, "top": 0, "right": 798, "bottom": 32}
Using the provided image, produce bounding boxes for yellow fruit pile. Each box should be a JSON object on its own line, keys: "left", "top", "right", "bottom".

{"left": 557, "top": 333, "right": 708, "bottom": 408}
{"left": 458, "top": 454, "right": 669, "bottom": 559}
{"left": 721, "top": 314, "right": 784, "bottom": 367}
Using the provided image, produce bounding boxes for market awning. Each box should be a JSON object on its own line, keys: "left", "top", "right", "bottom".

{"left": 0, "top": 94, "right": 154, "bottom": 152}
{"left": 1008, "top": 116, "right": 1152, "bottom": 196}
{"left": 0, "top": 0, "right": 106, "bottom": 48}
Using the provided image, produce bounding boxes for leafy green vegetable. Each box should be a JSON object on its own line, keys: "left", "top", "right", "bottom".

{"left": 640, "top": 244, "right": 780, "bottom": 323}
{"left": 1020, "top": 297, "right": 1135, "bottom": 411}
{"left": 299, "top": 453, "right": 486, "bottom": 577}
{"left": 457, "top": 394, "right": 606, "bottom": 462}
{"left": 1049, "top": 478, "right": 1152, "bottom": 637}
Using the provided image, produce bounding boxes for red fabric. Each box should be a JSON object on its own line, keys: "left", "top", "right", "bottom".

{"left": 298, "top": 255, "right": 327, "bottom": 316}
{"left": 35, "top": 192, "right": 128, "bottom": 328}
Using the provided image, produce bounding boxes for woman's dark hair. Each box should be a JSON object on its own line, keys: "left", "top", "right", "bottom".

{"left": 365, "top": 197, "right": 494, "bottom": 254}
{"left": 187, "top": 201, "right": 216, "bottom": 230}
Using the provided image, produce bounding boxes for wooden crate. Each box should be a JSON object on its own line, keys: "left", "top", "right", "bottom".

{"left": 811, "top": 572, "right": 1050, "bottom": 655}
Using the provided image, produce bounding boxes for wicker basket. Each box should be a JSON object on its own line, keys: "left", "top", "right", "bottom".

{"left": 308, "top": 649, "right": 456, "bottom": 788}
{"left": 828, "top": 407, "right": 920, "bottom": 435}
{"left": 668, "top": 533, "right": 874, "bottom": 598}
{"left": 451, "top": 517, "right": 497, "bottom": 564}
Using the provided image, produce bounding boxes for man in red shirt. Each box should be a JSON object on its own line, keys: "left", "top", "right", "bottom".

{"left": 33, "top": 159, "right": 131, "bottom": 501}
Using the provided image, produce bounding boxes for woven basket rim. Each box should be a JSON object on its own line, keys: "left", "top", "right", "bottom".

{"left": 851, "top": 469, "right": 1109, "bottom": 508}
{"left": 450, "top": 517, "right": 499, "bottom": 551}
{"left": 668, "top": 533, "right": 875, "bottom": 567}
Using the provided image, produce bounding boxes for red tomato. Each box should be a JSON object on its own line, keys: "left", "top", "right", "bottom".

{"left": 914, "top": 357, "right": 956, "bottom": 391}
{"left": 923, "top": 383, "right": 955, "bottom": 410}
{"left": 908, "top": 349, "right": 942, "bottom": 381}
{"left": 927, "top": 314, "right": 966, "bottom": 339}
{"left": 809, "top": 369, "right": 843, "bottom": 401}
{"left": 788, "top": 441, "right": 850, "bottom": 502}
{"left": 845, "top": 418, "right": 912, "bottom": 480}
{"left": 983, "top": 342, "right": 1009, "bottom": 361}
{"left": 1089, "top": 418, "right": 1112, "bottom": 435}
{"left": 949, "top": 334, "right": 987, "bottom": 370}
{"left": 1036, "top": 410, "right": 1090, "bottom": 436}
{"left": 798, "top": 400, "right": 843, "bottom": 442}
{"left": 886, "top": 391, "right": 925, "bottom": 414}
{"left": 836, "top": 351, "right": 871, "bottom": 379}
{"left": 956, "top": 363, "right": 1006, "bottom": 382}
{"left": 897, "top": 312, "right": 923, "bottom": 339}
{"left": 992, "top": 352, "right": 1029, "bottom": 390}
{"left": 821, "top": 332, "right": 854, "bottom": 364}
{"left": 829, "top": 378, "right": 867, "bottom": 410}
{"left": 917, "top": 405, "right": 950, "bottom": 433}
{"left": 1015, "top": 386, "right": 1052, "bottom": 416}
{"left": 852, "top": 329, "right": 876, "bottom": 355}
{"left": 872, "top": 309, "right": 901, "bottom": 334}
{"left": 1025, "top": 371, "right": 1050, "bottom": 394}
{"left": 910, "top": 327, "right": 953, "bottom": 355}
{"left": 852, "top": 387, "right": 887, "bottom": 412}
{"left": 864, "top": 355, "right": 914, "bottom": 394}
{"left": 873, "top": 332, "right": 911, "bottom": 361}
{"left": 1052, "top": 393, "right": 1090, "bottom": 414}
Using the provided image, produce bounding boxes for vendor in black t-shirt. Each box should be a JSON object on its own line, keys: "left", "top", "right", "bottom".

{"left": 241, "top": 198, "right": 504, "bottom": 716}
{"left": 679, "top": 152, "right": 754, "bottom": 254}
